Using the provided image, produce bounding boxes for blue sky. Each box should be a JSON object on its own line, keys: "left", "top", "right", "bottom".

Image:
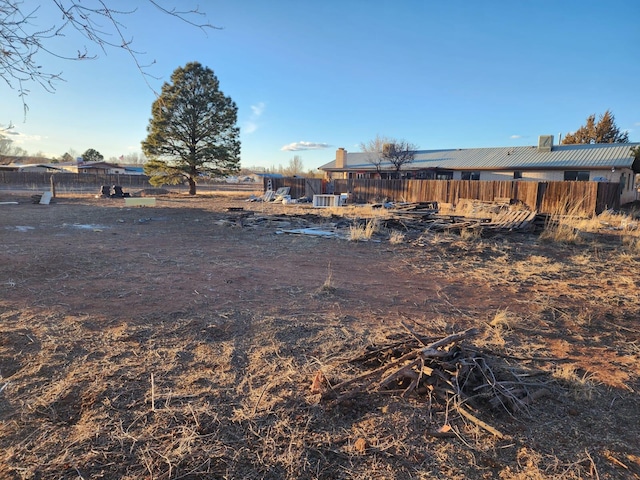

{"left": 3, "top": 0, "right": 640, "bottom": 171}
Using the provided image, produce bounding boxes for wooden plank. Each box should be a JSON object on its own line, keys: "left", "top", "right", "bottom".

{"left": 483, "top": 210, "right": 536, "bottom": 230}
{"left": 125, "top": 197, "right": 156, "bottom": 206}
{"left": 513, "top": 211, "right": 536, "bottom": 229}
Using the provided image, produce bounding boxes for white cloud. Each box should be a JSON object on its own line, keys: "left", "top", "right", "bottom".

{"left": 243, "top": 102, "right": 265, "bottom": 134}
{"left": 251, "top": 102, "right": 265, "bottom": 117}
{"left": 510, "top": 135, "right": 523, "bottom": 139}
{"left": 281, "top": 141, "right": 330, "bottom": 151}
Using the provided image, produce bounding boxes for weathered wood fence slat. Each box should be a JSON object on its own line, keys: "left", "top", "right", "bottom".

{"left": 266, "top": 177, "right": 620, "bottom": 216}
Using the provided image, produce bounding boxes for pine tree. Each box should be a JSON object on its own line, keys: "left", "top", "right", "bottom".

{"left": 82, "top": 148, "right": 104, "bottom": 163}
{"left": 142, "top": 62, "right": 240, "bottom": 195}
{"left": 562, "top": 110, "right": 629, "bottom": 144}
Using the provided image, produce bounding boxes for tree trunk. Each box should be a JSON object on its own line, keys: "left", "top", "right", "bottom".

{"left": 188, "top": 177, "right": 196, "bottom": 195}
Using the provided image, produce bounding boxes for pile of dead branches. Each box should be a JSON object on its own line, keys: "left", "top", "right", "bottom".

{"left": 312, "top": 327, "right": 552, "bottom": 439}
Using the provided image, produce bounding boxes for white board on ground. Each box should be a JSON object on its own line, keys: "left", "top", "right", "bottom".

{"left": 39, "top": 192, "right": 52, "bottom": 205}
{"left": 125, "top": 197, "right": 156, "bottom": 207}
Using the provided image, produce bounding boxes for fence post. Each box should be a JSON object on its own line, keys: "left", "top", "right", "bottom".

{"left": 50, "top": 174, "right": 56, "bottom": 198}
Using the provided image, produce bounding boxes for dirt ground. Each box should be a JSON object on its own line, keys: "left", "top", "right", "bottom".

{"left": 0, "top": 190, "right": 639, "bottom": 479}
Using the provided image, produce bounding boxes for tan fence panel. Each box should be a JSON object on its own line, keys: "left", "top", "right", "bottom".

{"left": 324, "top": 179, "right": 616, "bottom": 216}
{"left": 540, "top": 181, "right": 596, "bottom": 216}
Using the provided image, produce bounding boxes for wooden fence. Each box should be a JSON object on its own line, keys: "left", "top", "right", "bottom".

{"left": 262, "top": 177, "right": 323, "bottom": 199}
{"left": 263, "top": 177, "right": 620, "bottom": 216}
{"left": 331, "top": 179, "right": 620, "bottom": 216}
{"left": 3, "top": 172, "right": 618, "bottom": 216}
{"left": 0, "top": 171, "right": 152, "bottom": 190}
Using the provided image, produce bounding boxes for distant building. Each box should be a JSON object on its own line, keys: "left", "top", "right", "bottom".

{"left": 57, "top": 161, "right": 126, "bottom": 174}
{"left": 319, "top": 136, "right": 640, "bottom": 205}
{"left": 0, "top": 156, "right": 53, "bottom": 167}
{"left": 123, "top": 166, "right": 145, "bottom": 175}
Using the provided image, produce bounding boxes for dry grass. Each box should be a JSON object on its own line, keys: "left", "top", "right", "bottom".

{"left": 459, "top": 226, "right": 482, "bottom": 242}
{"left": 539, "top": 221, "right": 582, "bottom": 244}
{"left": 349, "top": 218, "right": 380, "bottom": 241}
{"left": 622, "top": 234, "right": 640, "bottom": 252}
{"left": 552, "top": 365, "right": 599, "bottom": 401}
{"left": 317, "top": 263, "right": 337, "bottom": 294}
{"left": 541, "top": 203, "right": 640, "bottom": 245}
{"left": 0, "top": 193, "right": 639, "bottom": 479}
{"left": 388, "top": 230, "right": 405, "bottom": 244}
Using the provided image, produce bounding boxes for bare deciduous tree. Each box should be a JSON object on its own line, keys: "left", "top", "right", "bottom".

{"left": 1, "top": 1, "right": 216, "bottom": 113}
{"left": 0, "top": 123, "right": 26, "bottom": 156}
{"left": 284, "top": 155, "right": 304, "bottom": 176}
{"left": 360, "top": 134, "right": 392, "bottom": 176}
{"left": 361, "top": 136, "right": 418, "bottom": 177}
{"left": 383, "top": 140, "right": 418, "bottom": 175}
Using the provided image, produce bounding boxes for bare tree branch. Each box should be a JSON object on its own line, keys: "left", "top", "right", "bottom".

{"left": 360, "top": 135, "right": 418, "bottom": 177}
{"left": 382, "top": 139, "right": 418, "bottom": 176}
{"left": 360, "top": 134, "right": 391, "bottom": 176}
{"left": 1, "top": 0, "right": 219, "bottom": 115}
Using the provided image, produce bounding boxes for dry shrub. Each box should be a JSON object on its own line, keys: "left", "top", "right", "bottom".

{"left": 388, "top": 230, "right": 405, "bottom": 244}
{"left": 489, "top": 309, "right": 512, "bottom": 329}
{"left": 459, "top": 226, "right": 481, "bottom": 242}
{"left": 539, "top": 221, "right": 581, "bottom": 244}
{"left": 552, "top": 365, "right": 598, "bottom": 401}
{"left": 540, "top": 197, "right": 590, "bottom": 244}
{"left": 622, "top": 235, "right": 640, "bottom": 252}
{"left": 317, "top": 263, "right": 336, "bottom": 294}
{"left": 481, "top": 309, "right": 514, "bottom": 347}
{"left": 349, "top": 218, "right": 379, "bottom": 241}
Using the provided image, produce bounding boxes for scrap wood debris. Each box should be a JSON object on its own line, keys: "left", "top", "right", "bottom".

{"left": 377, "top": 199, "right": 540, "bottom": 234}
{"left": 313, "top": 326, "right": 555, "bottom": 439}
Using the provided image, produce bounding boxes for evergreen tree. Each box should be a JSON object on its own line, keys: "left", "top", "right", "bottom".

{"left": 81, "top": 148, "right": 104, "bottom": 162}
{"left": 142, "top": 62, "right": 240, "bottom": 195}
{"left": 562, "top": 110, "right": 629, "bottom": 144}
{"left": 60, "top": 152, "right": 74, "bottom": 163}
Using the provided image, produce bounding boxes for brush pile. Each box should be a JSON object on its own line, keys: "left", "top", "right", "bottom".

{"left": 313, "top": 327, "right": 552, "bottom": 438}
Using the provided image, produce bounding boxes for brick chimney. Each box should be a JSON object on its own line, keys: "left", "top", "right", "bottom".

{"left": 335, "top": 148, "right": 347, "bottom": 169}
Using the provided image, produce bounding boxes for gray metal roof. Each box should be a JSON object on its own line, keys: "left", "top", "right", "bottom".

{"left": 320, "top": 142, "right": 640, "bottom": 171}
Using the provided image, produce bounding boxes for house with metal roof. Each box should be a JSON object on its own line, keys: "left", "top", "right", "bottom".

{"left": 56, "top": 161, "right": 126, "bottom": 174}
{"left": 319, "top": 136, "right": 640, "bottom": 204}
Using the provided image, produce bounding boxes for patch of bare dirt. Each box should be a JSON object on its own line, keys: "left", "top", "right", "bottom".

{"left": 0, "top": 191, "right": 638, "bottom": 479}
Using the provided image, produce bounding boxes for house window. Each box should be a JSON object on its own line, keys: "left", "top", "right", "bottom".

{"left": 563, "top": 171, "right": 590, "bottom": 181}
{"left": 415, "top": 170, "right": 434, "bottom": 179}
{"left": 435, "top": 171, "right": 453, "bottom": 180}
{"left": 461, "top": 171, "right": 480, "bottom": 180}
{"left": 513, "top": 171, "right": 523, "bottom": 179}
